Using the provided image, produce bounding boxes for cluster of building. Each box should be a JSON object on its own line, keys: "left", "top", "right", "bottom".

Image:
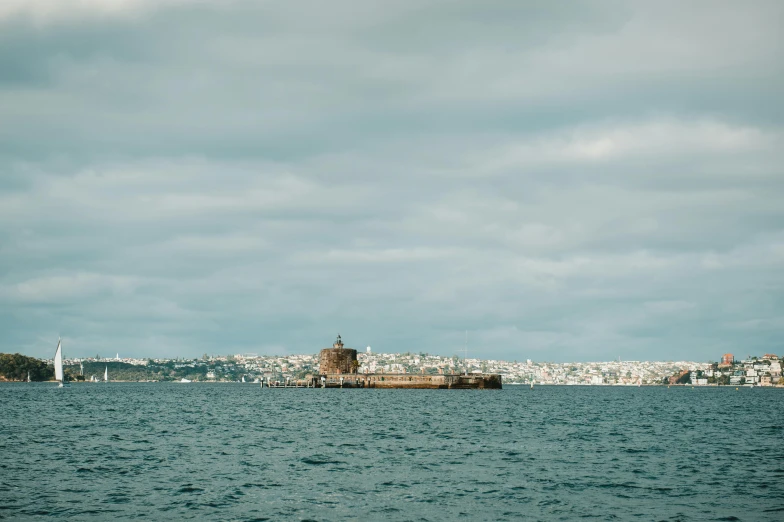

{"left": 55, "top": 346, "right": 782, "bottom": 386}
{"left": 70, "top": 354, "right": 151, "bottom": 366}
{"left": 353, "top": 351, "right": 709, "bottom": 385}
{"left": 691, "top": 353, "right": 783, "bottom": 386}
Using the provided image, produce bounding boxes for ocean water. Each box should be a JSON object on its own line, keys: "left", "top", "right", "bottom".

{"left": 1, "top": 383, "right": 782, "bottom": 521}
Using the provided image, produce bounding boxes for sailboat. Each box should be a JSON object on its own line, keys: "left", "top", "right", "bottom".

{"left": 104, "top": 366, "right": 108, "bottom": 382}
{"left": 27, "top": 371, "right": 31, "bottom": 383}
{"left": 54, "top": 337, "right": 69, "bottom": 387}
{"left": 241, "top": 375, "right": 246, "bottom": 383}
{"left": 530, "top": 380, "right": 534, "bottom": 390}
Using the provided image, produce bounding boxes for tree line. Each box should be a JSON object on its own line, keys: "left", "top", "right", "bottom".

{"left": 0, "top": 353, "right": 54, "bottom": 381}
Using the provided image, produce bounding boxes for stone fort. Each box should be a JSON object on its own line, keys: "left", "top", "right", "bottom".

{"left": 318, "top": 335, "right": 358, "bottom": 374}
{"left": 316, "top": 335, "right": 501, "bottom": 389}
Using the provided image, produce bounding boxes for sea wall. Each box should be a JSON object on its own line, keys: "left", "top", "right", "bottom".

{"left": 317, "top": 373, "right": 502, "bottom": 389}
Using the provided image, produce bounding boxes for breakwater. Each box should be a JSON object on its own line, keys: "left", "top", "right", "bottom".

{"left": 316, "top": 372, "right": 502, "bottom": 389}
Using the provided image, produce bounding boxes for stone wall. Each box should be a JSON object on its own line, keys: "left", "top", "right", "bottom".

{"left": 315, "top": 372, "right": 502, "bottom": 389}
{"left": 319, "top": 348, "right": 358, "bottom": 374}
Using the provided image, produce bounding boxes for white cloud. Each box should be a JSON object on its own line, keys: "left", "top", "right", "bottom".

{"left": 0, "top": 273, "right": 141, "bottom": 303}
{"left": 643, "top": 300, "right": 697, "bottom": 314}
{"left": 0, "top": 1, "right": 782, "bottom": 361}
{"left": 312, "top": 247, "right": 459, "bottom": 264}
{"left": 483, "top": 119, "right": 778, "bottom": 172}
{"left": 0, "top": 0, "right": 187, "bottom": 24}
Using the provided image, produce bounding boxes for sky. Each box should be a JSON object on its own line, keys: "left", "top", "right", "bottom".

{"left": 1, "top": 0, "right": 783, "bottom": 362}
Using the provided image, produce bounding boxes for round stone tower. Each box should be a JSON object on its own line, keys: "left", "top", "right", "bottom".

{"left": 319, "top": 334, "right": 358, "bottom": 374}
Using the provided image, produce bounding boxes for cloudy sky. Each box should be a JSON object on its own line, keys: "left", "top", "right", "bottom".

{"left": 1, "top": 0, "right": 782, "bottom": 362}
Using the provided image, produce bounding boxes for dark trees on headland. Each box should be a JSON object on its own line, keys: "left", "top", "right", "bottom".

{"left": 0, "top": 353, "right": 54, "bottom": 381}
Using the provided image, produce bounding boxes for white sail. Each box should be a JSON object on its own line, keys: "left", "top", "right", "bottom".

{"left": 54, "top": 339, "right": 64, "bottom": 382}
{"left": 104, "top": 366, "right": 108, "bottom": 382}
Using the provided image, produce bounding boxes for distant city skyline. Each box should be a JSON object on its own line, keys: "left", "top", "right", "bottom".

{"left": 11, "top": 335, "right": 776, "bottom": 366}
{"left": 39, "top": 349, "right": 784, "bottom": 386}
{"left": 1, "top": 1, "right": 783, "bottom": 362}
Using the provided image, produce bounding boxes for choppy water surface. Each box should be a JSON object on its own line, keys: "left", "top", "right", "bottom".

{"left": 1, "top": 384, "right": 782, "bottom": 520}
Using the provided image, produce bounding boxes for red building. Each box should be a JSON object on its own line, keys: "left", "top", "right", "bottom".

{"left": 719, "top": 353, "right": 734, "bottom": 367}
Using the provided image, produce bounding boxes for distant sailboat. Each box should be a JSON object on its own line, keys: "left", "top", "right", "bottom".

{"left": 241, "top": 375, "right": 246, "bottom": 383}
{"left": 54, "top": 338, "right": 68, "bottom": 388}
{"left": 27, "top": 371, "right": 31, "bottom": 383}
{"left": 104, "top": 366, "right": 108, "bottom": 382}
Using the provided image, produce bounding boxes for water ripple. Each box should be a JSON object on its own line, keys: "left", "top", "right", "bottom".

{"left": 1, "top": 384, "right": 783, "bottom": 520}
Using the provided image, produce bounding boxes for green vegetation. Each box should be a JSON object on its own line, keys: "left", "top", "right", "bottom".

{"left": 0, "top": 353, "right": 54, "bottom": 381}
{"left": 73, "top": 362, "right": 164, "bottom": 382}
{"left": 71, "top": 361, "right": 213, "bottom": 382}
{"left": 676, "top": 372, "right": 690, "bottom": 384}
{"left": 66, "top": 359, "right": 279, "bottom": 382}
{"left": 708, "top": 375, "right": 731, "bottom": 385}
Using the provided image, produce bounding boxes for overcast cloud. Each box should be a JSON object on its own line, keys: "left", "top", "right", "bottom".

{"left": 1, "top": 0, "right": 783, "bottom": 361}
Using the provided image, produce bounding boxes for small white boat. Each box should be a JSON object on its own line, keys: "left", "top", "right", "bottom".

{"left": 27, "top": 371, "right": 31, "bottom": 383}
{"left": 241, "top": 375, "right": 246, "bottom": 383}
{"left": 54, "top": 338, "right": 69, "bottom": 388}
{"left": 179, "top": 378, "right": 191, "bottom": 383}
{"left": 104, "top": 366, "right": 108, "bottom": 382}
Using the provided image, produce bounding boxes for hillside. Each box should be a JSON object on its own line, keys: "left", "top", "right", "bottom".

{"left": 0, "top": 353, "right": 54, "bottom": 382}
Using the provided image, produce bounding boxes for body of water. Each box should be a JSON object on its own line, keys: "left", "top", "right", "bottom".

{"left": 1, "top": 383, "right": 782, "bottom": 520}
